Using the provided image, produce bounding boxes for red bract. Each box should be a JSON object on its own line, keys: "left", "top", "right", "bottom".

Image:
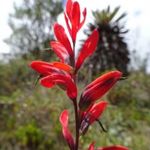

{"left": 75, "top": 29, "right": 99, "bottom": 72}
{"left": 66, "top": 0, "right": 73, "bottom": 20}
{"left": 65, "top": 0, "right": 87, "bottom": 42}
{"left": 80, "top": 101, "right": 108, "bottom": 134}
{"left": 50, "top": 41, "right": 70, "bottom": 63}
{"left": 60, "top": 110, "right": 75, "bottom": 150}
{"left": 54, "top": 23, "right": 73, "bottom": 57}
{"left": 88, "top": 143, "right": 128, "bottom": 150}
{"left": 30, "top": 61, "right": 59, "bottom": 76}
{"left": 40, "top": 74, "right": 77, "bottom": 100}
{"left": 30, "top": 61, "right": 73, "bottom": 76}
{"left": 79, "top": 71, "right": 122, "bottom": 110}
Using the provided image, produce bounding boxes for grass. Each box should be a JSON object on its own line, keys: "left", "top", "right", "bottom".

{"left": 0, "top": 80, "right": 150, "bottom": 150}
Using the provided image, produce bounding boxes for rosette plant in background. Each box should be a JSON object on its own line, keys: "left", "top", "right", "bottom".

{"left": 85, "top": 6, "right": 130, "bottom": 77}
{"left": 30, "top": 0, "right": 129, "bottom": 149}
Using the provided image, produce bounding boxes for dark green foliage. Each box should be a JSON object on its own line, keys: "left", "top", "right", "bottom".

{"left": 15, "top": 123, "right": 44, "bottom": 149}
{"left": 0, "top": 58, "right": 33, "bottom": 96}
{"left": 108, "top": 71, "right": 150, "bottom": 108}
{"left": 85, "top": 6, "right": 130, "bottom": 77}
{"left": 0, "top": 86, "right": 69, "bottom": 150}
{"left": 0, "top": 57, "right": 150, "bottom": 149}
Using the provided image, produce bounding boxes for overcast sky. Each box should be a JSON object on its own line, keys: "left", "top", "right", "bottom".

{"left": 0, "top": 0, "right": 150, "bottom": 70}
{"left": 0, "top": 0, "right": 13, "bottom": 53}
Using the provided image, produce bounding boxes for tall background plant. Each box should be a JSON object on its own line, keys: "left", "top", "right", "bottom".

{"left": 85, "top": 6, "right": 130, "bottom": 77}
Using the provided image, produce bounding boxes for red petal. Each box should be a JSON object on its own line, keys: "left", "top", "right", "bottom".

{"left": 30, "top": 61, "right": 59, "bottom": 76}
{"left": 60, "top": 110, "right": 69, "bottom": 128}
{"left": 30, "top": 60, "right": 73, "bottom": 76}
{"left": 71, "top": 1, "right": 80, "bottom": 41}
{"left": 88, "top": 142, "right": 95, "bottom": 150}
{"left": 40, "top": 77, "right": 55, "bottom": 88}
{"left": 66, "top": 0, "right": 73, "bottom": 21}
{"left": 79, "top": 71, "right": 122, "bottom": 110}
{"left": 98, "top": 145, "right": 129, "bottom": 150}
{"left": 54, "top": 23, "right": 73, "bottom": 56}
{"left": 50, "top": 41, "right": 69, "bottom": 63}
{"left": 75, "top": 29, "right": 99, "bottom": 72}
{"left": 60, "top": 110, "right": 75, "bottom": 150}
{"left": 51, "top": 62, "right": 73, "bottom": 74}
{"left": 88, "top": 101, "right": 108, "bottom": 124}
{"left": 40, "top": 74, "right": 77, "bottom": 100}
{"left": 85, "top": 71, "right": 122, "bottom": 90}
{"left": 80, "top": 101, "right": 107, "bottom": 134}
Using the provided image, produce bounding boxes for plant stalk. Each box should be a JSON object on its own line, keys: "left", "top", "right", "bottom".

{"left": 73, "top": 99, "right": 79, "bottom": 150}
{"left": 72, "top": 39, "right": 80, "bottom": 150}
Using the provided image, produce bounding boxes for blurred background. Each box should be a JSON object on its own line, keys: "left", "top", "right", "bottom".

{"left": 0, "top": 0, "right": 150, "bottom": 149}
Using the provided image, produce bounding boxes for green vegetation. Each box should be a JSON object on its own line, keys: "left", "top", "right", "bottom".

{"left": 2, "top": 0, "right": 149, "bottom": 149}
{"left": 0, "top": 59, "right": 149, "bottom": 150}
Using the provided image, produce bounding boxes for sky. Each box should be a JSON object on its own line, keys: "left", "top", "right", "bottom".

{"left": 82, "top": 0, "right": 150, "bottom": 56}
{"left": 0, "top": 0, "right": 14, "bottom": 54}
{"left": 0, "top": 0, "right": 150, "bottom": 70}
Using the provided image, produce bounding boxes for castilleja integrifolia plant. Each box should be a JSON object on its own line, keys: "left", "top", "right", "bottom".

{"left": 30, "top": 0, "right": 129, "bottom": 150}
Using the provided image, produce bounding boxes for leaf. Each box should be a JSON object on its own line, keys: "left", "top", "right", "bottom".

{"left": 109, "top": 6, "right": 120, "bottom": 22}
{"left": 115, "top": 13, "right": 127, "bottom": 22}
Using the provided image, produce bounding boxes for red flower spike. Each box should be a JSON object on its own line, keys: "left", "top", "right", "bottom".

{"left": 29, "top": 0, "right": 128, "bottom": 149}
{"left": 50, "top": 41, "right": 70, "bottom": 63}
{"left": 60, "top": 110, "right": 75, "bottom": 150}
{"left": 97, "top": 145, "right": 129, "bottom": 150}
{"left": 75, "top": 29, "right": 99, "bottom": 72}
{"left": 40, "top": 74, "right": 77, "bottom": 100}
{"left": 80, "top": 101, "right": 108, "bottom": 134}
{"left": 54, "top": 23, "right": 73, "bottom": 57}
{"left": 30, "top": 61, "right": 73, "bottom": 76}
{"left": 79, "top": 71, "right": 122, "bottom": 110}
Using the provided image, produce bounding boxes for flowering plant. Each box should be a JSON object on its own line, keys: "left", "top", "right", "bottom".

{"left": 30, "top": 0, "right": 129, "bottom": 150}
